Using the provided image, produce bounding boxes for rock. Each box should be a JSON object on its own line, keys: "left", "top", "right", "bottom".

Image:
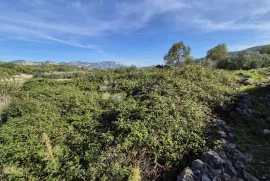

{"left": 224, "top": 125, "right": 235, "bottom": 132}
{"left": 191, "top": 159, "right": 205, "bottom": 171}
{"left": 213, "top": 119, "right": 226, "bottom": 127}
{"left": 266, "top": 117, "right": 270, "bottom": 124}
{"left": 243, "top": 79, "right": 252, "bottom": 85}
{"left": 233, "top": 161, "right": 246, "bottom": 171}
{"left": 228, "top": 132, "right": 235, "bottom": 138}
{"left": 193, "top": 170, "right": 201, "bottom": 177}
{"left": 225, "top": 143, "right": 236, "bottom": 150}
{"left": 203, "top": 163, "right": 217, "bottom": 179}
{"left": 223, "top": 160, "right": 237, "bottom": 176}
{"left": 242, "top": 171, "right": 259, "bottom": 181}
{"left": 263, "top": 129, "right": 270, "bottom": 135}
{"left": 201, "top": 151, "right": 225, "bottom": 169}
{"left": 221, "top": 172, "right": 231, "bottom": 181}
{"left": 201, "top": 174, "right": 211, "bottom": 181}
{"left": 213, "top": 169, "right": 222, "bottom": 175}
{"left": 218, "top": 131, "right": 227, "bottom": 138}
{"left": 217, "top": 151, "right": 228, "bottom": 160}
{"left": 177, "top": 167, "right": 196, "bottom": 181}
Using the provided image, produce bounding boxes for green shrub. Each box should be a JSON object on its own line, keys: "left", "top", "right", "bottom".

{"left": 0, "top": 65, "right": 237, "bottom": 180}
{"left": 216, "top": 51, "right": 270, "bottom": 70}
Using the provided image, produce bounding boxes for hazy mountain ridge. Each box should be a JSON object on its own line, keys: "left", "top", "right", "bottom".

{"left": 10, "top": 60, "right": 127, "bottom": 69}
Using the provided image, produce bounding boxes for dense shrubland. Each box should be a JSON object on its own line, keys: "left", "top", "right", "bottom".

{"left": 163, "top": 42, "right": 270, "bottom": 70}
{"left": 0, "top": 64, "right": 238, "bottom": 180}
{"left": 197, "top": 44, "right": 270, "bottom": 70}
{"left": 0, "top": 62, "right": 84, "bottom": 78}
{"left": 216, "top": 51, "right": 270, "bottom": 70}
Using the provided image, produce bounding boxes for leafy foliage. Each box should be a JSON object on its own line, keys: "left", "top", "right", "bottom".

{"left": 0, "top": 64, "right": 237, "bottom": 180}
{"left": 206, "top": 44, "right": 228, "bottom": 61}
{"left": 0, "top": 62, "right": 85, "bottom": 78}
{"left": 259, "top": 45, "right": 270, "bottom": 55}
{"left": 216, "top": 51, "right": 270, "bottom": 70}
{"left": 164, "top": 42, "right": 191, "bottom": 65}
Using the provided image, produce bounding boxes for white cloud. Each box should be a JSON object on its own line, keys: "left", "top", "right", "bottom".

{"left": 0, "top": 0, "right": 270, "bottom": 52}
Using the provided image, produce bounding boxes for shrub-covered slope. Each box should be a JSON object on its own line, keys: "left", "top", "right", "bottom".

{"left": 0, "top": 62, "right": 85, "bottom": 79}
{"left": 0, "top": 65, "right": 238, "bottom": 180}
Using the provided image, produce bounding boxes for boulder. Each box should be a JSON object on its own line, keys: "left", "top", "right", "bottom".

{"left": 191, "top": 159, "right": 205, "bottom": 171}
{"left": 201, "top": 174, "right": 211, "bottom": 181}
{"left": 223, "top": 160, "right": 237, "bottom": 177}
{"left": 217, "top": 151, "right": 228, "bottom": 161}
{"left": 242, "top": 171, "right": 259, "bottom": 181}
{"left": 201, "top": 151, "right": 225, "bottom": 169}
{"left": 225, "top": 143, "right": 236, "bottom": 150}
{"left": 221, "top": 172, "right": 231, "bottom": 181}
{"left": 265, "top": 117, "right": 270, "bottom": 124}
{"left": 263, "top": 129, "right": 270, "bottom": 135}
{"left": 218, "top": 131, "right": 227, "bottom": 138}
{"left": 243, "top": 79, "right": 252, "bottom": 85}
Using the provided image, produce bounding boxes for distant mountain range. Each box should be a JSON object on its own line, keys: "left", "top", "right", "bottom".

{"left": 228, "top": 44, "right": 269, "bottom": 56}
{"left": 10, "top": 60, "right": 128, "bottom": 69}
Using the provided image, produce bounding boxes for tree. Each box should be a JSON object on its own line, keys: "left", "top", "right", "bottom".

{"left": 259, "top": 45, "right": 270, "bottom": 55}
{"left": 206, "top": 44, "right": 228, "bottom": 61}
{"left": 164, "top": 41, "right": 191, "bottom": 65}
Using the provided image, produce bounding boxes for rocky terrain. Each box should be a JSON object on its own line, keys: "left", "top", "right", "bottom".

{"left": 177, "top": 88, "right": 270, "bottom": 181}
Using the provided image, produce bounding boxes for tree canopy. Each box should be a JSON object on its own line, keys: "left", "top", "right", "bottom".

{"left": 164, "top": 41, "right": 191, "bottom": 65}
{"left": 206, "top": 44, "right": 228, "bottom": 61}
{"left": 259, "top": 45, "right": 270, "bottom": 55}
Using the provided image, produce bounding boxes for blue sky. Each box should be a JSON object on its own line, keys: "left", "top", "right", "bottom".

{"left": 0, "top": 0, "right": 270, "bottom": 66}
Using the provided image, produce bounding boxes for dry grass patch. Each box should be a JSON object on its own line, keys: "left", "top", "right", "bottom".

{"left": 0, "top": 94, "right": 11, "bottom": 110}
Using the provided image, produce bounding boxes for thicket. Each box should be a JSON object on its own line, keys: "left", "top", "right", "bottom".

{"left": 0, "top": 64, "right": 237, "bottom": 180}
{"left": 0, "top": 62, "right": 84, "bottom": 78}
{"left": 216, "top": 51, "right": 270, "bottom": 70}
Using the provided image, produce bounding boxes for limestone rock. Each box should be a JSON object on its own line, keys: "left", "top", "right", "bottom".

{"left": 201, "top": 151, "right": 225, "bottom": 169}
{"left": 263, "top": 129, "right": 270, "bottom": 135}
{"left": 201, "top": 174, "right": 211, "bottom": 181}
{"left": 242, "top": 171, "right": 259, "bottom": 181}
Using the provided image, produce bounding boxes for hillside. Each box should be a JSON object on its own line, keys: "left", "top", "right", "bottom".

{"left": 228, "top": 44, "right": 270, "bottom": 56}
{"left": 0, "top": 62, "right": 269, "bottom": 180}
{"left": 10, "top": 60, "right": 127, "bottom": 69}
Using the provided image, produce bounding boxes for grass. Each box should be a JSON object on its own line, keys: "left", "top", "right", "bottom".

{"left": 233, "top": 68, "right": 270, "bottom": 84}
{"left": 233, "top": 85, "right": 270, "bottom": 177}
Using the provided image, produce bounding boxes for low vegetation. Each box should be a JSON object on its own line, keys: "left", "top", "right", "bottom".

{"left": 216, "top": 51, "right": 270, "bottom": 70}
{"left": 0, "top": 64, "right": 238, "bottom": 180}
{"left": 1, "top": 42, "right": 270, "bottom": 180}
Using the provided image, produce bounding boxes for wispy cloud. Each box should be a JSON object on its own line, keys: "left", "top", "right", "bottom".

{"left": 0, "top": 0, "right": 270, "bottom": 52}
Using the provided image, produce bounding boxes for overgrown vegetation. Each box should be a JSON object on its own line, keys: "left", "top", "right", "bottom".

{"left": 216, "top": 51, "right": 270, "bottom": 70}
{"left": 206, "top": 43, "right": 228, "bottom": 61}
{"left": 0, "top": 63, "right": 238, "bottom": 180}
{"left": 0, "top": 62, "right": 85, "bottom": 78}
{"left": 233, "top": 85, "right": 270, "bottom": 176}
{"left": 1, "top": 41, "right": 270, "bottom": 180}
{"left": 198, "top": 44, "right": 270, "bottom": 70}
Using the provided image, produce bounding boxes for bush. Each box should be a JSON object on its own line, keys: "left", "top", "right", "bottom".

{"left": 259, "top": 45, "right": 270, "bottom": 55}
{"left": 0, "top": 65, "right": 237, "bottom": 180}
{"left": 216, "top": 51, "right": 270, "bottom": 70}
